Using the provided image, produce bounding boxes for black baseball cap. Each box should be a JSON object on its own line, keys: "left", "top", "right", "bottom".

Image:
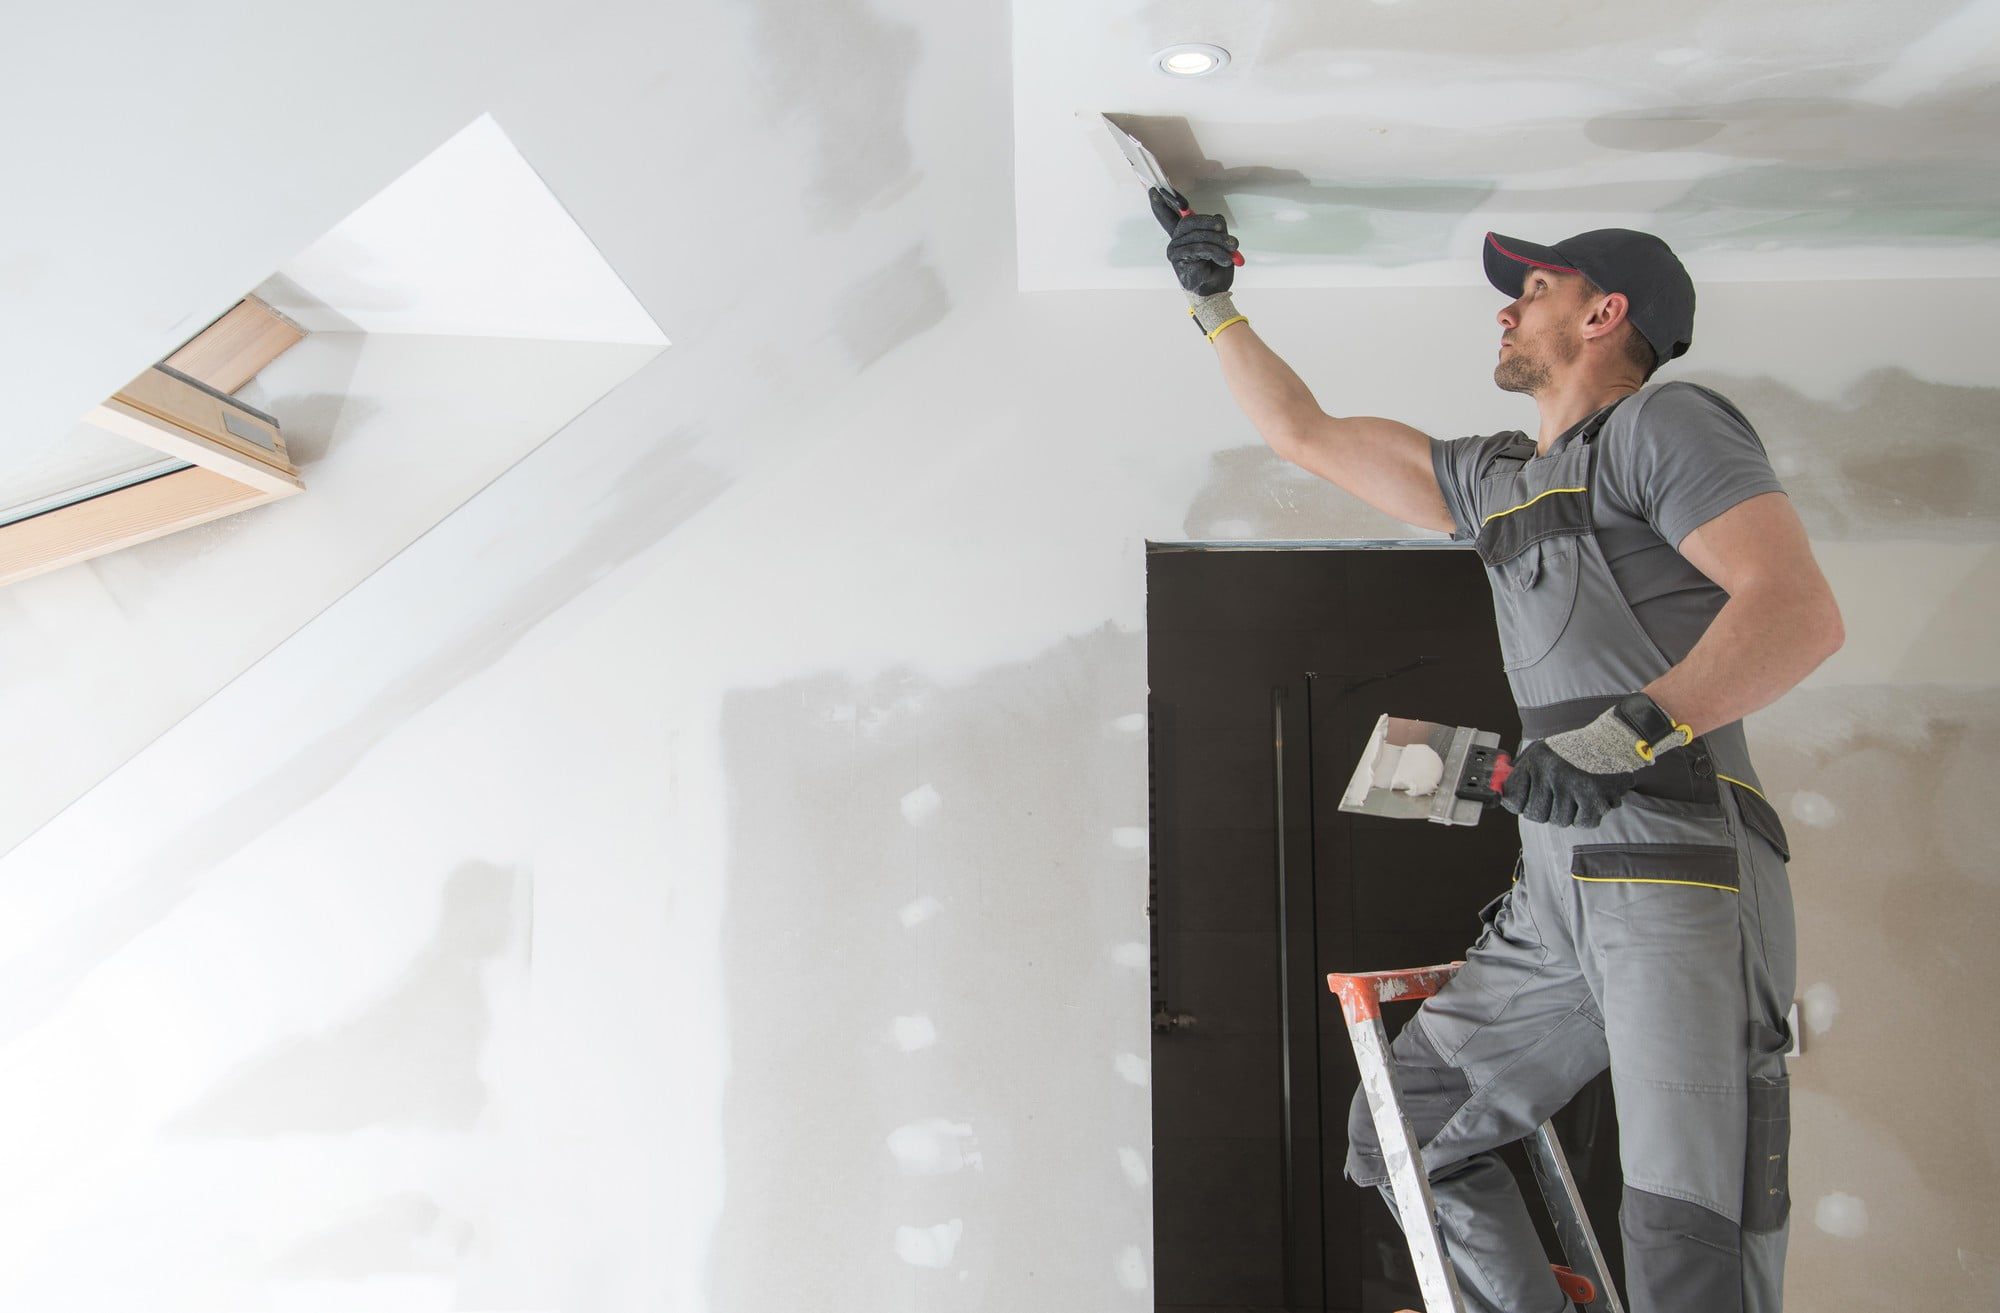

{"left": 1483, "top": 229, "right": 1696, "bottom": 362}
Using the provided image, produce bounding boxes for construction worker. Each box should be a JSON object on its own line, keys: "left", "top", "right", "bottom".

{"left": 1154, "top": 191, "right": 1844, "bottom": 1313}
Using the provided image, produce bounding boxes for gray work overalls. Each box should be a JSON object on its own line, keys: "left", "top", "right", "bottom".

{"left": 1345, "top": 400, "right": 1798, "bottom": 1313}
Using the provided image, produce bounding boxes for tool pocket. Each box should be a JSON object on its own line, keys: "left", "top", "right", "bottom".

{"left": 1744, "top": 1021, "right": 1792, "bottom": 1232}
{"left": 1570, "top": 842, "right": 1740, "bottom": 893}
{"left": 1730, "top": 783, "right": 1792, "bottom": 862}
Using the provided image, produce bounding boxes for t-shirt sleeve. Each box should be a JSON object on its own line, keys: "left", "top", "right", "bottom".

{"left": 1430, "top": 433, "right": 1510, "bottom": 541}
{"left": 1614, "top": 383, "right": 1786, "bottom": 549}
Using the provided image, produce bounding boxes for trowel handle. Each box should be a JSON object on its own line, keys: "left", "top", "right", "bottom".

{"left": 1453, "top": 745, "right": 1514, "bottom": 806}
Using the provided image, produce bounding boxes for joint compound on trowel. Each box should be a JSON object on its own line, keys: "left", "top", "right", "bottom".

{"left": 1338, "top": 713, "right": 1504, "bottom": 827}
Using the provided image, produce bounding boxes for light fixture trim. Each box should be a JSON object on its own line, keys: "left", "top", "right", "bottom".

{"left": 1153, "top": 43, "right": 1231, "bottom": 78}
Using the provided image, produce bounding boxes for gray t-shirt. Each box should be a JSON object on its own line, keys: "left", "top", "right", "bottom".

{"left": 1430, "top": 380, "right": 1786, "bottom": 666}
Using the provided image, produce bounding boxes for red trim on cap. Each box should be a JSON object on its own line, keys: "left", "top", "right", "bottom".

{"left": 1487, "top": 233, "right": 1578, "bottom": 275}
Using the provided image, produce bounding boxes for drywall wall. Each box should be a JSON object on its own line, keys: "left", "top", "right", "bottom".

{"left": 1, "top": 0, "right": 1995, "bottom": 1310}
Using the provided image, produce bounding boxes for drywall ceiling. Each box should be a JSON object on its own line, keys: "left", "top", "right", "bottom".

{"left": 1016, "top": 0, "right": 2000, "bottom": 289}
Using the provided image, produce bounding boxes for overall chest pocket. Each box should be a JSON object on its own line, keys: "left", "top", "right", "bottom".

{"left": 1475, "top": 483, "right": 1591, "bottom": 672}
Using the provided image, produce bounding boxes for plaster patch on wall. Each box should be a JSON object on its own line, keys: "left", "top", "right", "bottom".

{"left": 1113, "top": 1052, "right": 1150, "bottom": 1087}
{"left": 744, "top": 0, "right": 921, "bottom": 220}
{"left": 1114, "top": 712, "right": 1145, "bottom": 733}
{"left": 1111, "top": 826, "right": 1146, "bottom": 849}
{"left": 837, "top": 249, "right": 951, "bottom": 373}
{"left": 887, "top": 1118, "right": 983, "bottom": 1176}
{"left": 1815, "top": 1191, "right": 1869, "bottom": 1238}
{"left": 1115, "top": 1243, "right": 1149, "bottom": 1291}
{"left": 894, "top": 1218, "right": 964, "bottom": 1268}
{"left": 1789, "top": 790, "right": 1839, "bottom": 827}
{"left": 1184, "top": 445, "right": 1438, "bottom": 541}
{"left": 899, "top": 895, "right": 942, "bottom": 928}
{"left": 1110, "top": 941, "right": 1147, "bottom": 968}
{"left": 167, "top": 862, "right": 522, "bottom": 1136}
{"left": 891, "top": 1013, "right": 938, "bottom": 1051}
{"left": 901, "top": 782, "right": 943, "bottom": 827}
{"left": 1117, "top": 1146, "right": 1150, "bottom": 1187}
{"left": 1681, "top": 368, "right": 2000, "bottom": 540}
{"left": 1800, "top": 982, "right": 1840, "bottom": 1037}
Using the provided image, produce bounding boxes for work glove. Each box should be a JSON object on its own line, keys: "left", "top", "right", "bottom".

{"left": 1499, "top": 692, "right": 1693, "bottom": 828}
{"left": 1150, "top": 188, "right": 1245, "bottom": 339}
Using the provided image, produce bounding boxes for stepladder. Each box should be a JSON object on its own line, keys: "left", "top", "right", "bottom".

{"left": 1326, "top": 964, "right": 1626, "bottom": 1313}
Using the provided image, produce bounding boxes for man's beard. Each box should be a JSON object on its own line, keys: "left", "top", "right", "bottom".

{"left": 1493, "top": 328, "right": 1577, "bottom": 395}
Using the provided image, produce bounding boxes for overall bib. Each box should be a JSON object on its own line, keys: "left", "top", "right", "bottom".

{"left": 1345, "top": 402, "right": 1798, "bottom": 1313}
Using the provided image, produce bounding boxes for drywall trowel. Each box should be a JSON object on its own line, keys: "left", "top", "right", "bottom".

{"left": 1101, "top": 114, "right": 1245, "bottom": 266}
{"left": 1337, "top": 714, "right": 1514, "bottom": 827}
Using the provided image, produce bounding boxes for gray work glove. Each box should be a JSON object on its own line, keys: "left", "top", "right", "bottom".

{"left": 1500, "top": 692, "right": 1693, "bottom": 828}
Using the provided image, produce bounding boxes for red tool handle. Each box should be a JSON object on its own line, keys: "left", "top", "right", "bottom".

{"left": 1488, "top": 751, "right": 1514, "bottom": 794}
{"left": 1176, "top": 201, "right": 1247, "bottom": 265}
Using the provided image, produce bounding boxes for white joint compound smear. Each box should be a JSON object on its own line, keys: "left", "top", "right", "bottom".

{"left": 891, "top": 1013, "right": 938, "bottom": 1051}
{"left": 887, "top": 1119, "right": 981, "bottom": 1175}
{"left": 899, "top": 783, "right": 942, "bottom": 827}
{"left": 1115, "top": 1245, "right": 1149, "bottom": 1291}
{"left": 1790, "top": 790, "right": 1839, "bottom": 827}
{"left": 1110, "top": 941, "right": 1147, "bottom": 969}
{"left": 1388, "top": 743, "right": 1445, "bottom": 797}
{"left": 1118, "top": 1146, "right": 1150, "bottom": 1187}
{"left": 1801, "top": 982, "right": 1840, "bottom": 1037}
{"left": 1113, "top": 1052, "right": 1150, "bottom": 1087}
{"left": 895, "top": 1218, "right": 963, "bottom": 1268}
{"left": 1113, "top": 712, "right": 1146, "bottom": 733}
{"left": 899, "top": 895, "right": 942, "bottom": 928}
{"left": 1815, "top": 1192, "right": 1868, "bottom": 1239}
{"left": 1111, "top": 826, "right": 1146, "bottom": 850}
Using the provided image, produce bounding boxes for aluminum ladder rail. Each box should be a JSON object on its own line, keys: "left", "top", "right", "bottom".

{"left": 1326, "top": 963, "right": 1626, "bottom": 1313}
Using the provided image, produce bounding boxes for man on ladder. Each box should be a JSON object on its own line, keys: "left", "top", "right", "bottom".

{"left": 1154, "top": 195, "right": 1844, "bottom": 1311}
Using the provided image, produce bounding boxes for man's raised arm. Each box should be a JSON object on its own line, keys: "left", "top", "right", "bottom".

{"left": 1155, "top": 190, "right": 1454, "bottom": 536}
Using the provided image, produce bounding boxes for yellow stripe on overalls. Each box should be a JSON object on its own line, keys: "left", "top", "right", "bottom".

{"left": 1481, "top": 486, "right": 1588, "bottom": 525}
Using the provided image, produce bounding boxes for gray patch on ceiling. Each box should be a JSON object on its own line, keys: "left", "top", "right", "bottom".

{"left": 1183, "top": 445, "right": 1443, "bottom": 541}
{"left": 166, "top": 861, "right": 523, "bottom": 1136}
{"left": 1678, "top": 368, "right": 2000, "bottom": 539}
{"left": 1105, "top": 115, "right": 1494, "bottom": 268}
{"left": 0, "top": 432, "right": 731, "bottom": 1049}
{"left": 837, "top": 247, "right": 951, "bottom": 372}
{"left": 746, "top": 0, "right": 922, "bottom": 220}
{"left": 706, "top": 626, "right": 1147, "bottom": 1304}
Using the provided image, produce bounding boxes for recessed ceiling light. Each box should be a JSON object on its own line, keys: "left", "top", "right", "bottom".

{"left": 1154, "top": 43, "right": 1230, "bottom": 78}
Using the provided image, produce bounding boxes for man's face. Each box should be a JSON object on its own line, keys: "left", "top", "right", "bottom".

{"left": 1493, "top": 270, "right": 1586, "bottom": 395}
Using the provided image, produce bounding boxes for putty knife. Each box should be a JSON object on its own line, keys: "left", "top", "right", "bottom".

{"left": 1337, "top": 714, "right": 1513, "bottom": 827}
{"left": 1101, "top": 114, "right": 1245, "bottom": 266}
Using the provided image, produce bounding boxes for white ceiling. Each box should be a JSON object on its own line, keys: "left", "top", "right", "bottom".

{"left": 1016, "top": 0, "right": 2000, "bottom": 289}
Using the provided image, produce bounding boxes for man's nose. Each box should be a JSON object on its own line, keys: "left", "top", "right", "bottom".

{"left": 1496, "top": 303, "right": 1519, "bottom": 329}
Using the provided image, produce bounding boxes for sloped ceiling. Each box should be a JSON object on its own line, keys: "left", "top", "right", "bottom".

{"left": 1017, "top": 0, "right": 2000, "bottom": 288}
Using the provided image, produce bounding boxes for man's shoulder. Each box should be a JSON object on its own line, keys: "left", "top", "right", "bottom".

{"left": 1625, "top": 379, "right": 1755, "bottom": 434}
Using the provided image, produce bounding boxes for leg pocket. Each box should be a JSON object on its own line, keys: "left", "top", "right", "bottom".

{"left": 1745, "top": 1020, "right": 1792, "bottom": 1233}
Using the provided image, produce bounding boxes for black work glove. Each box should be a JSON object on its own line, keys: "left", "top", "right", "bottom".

{"left": 1498, "top": 693, "right": 1691, "bottom": 828}
{"left": 1498, "top": 741, "right": 1636, "bottom": 828}
{"left": 1150, "top": 188, "right": 1238, "bottom": 296}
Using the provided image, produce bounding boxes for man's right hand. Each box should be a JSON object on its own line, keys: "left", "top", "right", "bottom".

{"left": 1150, "top": 188, "right": 1238, "bottom": 297}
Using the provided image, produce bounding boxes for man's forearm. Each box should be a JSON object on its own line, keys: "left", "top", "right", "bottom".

{"left": 1209, "top": 320, "right": 1325, "bottom": 453}
{"left": 1645, "top": 583, "right": 1844, "bottom": 739}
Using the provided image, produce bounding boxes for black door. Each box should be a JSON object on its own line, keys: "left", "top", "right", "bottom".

{"left": 1148, "top": 544, "right": 1624, "bottom": 1313}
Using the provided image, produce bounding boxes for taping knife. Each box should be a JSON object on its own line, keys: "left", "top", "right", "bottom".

{"left": 1337, "top": 713, "right": 1514, "bottom": 827}
{"left": 1101, "top": 114, "right": 1245, "bottom": 266}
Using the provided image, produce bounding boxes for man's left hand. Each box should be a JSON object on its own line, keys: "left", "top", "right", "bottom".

{"left": 1499, "top": 693, "right": 1692, "bottom": 828}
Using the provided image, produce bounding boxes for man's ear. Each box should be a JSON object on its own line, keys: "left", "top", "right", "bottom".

{"left": 1584, "top": 290, "right": 1630, "bottom": 342}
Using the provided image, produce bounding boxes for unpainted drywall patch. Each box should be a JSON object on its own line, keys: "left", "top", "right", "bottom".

{"left": 743, "top": 0, "right": 921, "bottom": 220}
{"left": 900, "top": 781, "right": 943, "bottom": 826}
{"left": 890, "top": 1013, "right": 937, "bottom": 1051}
{"left": 1789, "top": 790, "right": 1839, "bottom": 827}
{"left": 1680, "top": 368, "right": 2000, "bottom": 540}
{"left": 706, "top": 625, "right": 1148, "bottom": 1306}
{"left": 1800, "top": 981, "right": 1840, "bottom": 1037}
{"left": 1117, "top": 1145, "right": 1150, "bottom": 1187}
{"left": 837, "top": 248, "right": 951, "bottom": 373}
{"left": 167, "top": 862, "right": 523, "bottom": 1136}
{"left": 1183, "top": 445, "right": 1440, "bottom": 540}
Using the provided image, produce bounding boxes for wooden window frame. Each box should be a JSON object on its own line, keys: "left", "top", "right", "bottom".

{"left": 0, "top": 298, "right": 305, "bottom": 587}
